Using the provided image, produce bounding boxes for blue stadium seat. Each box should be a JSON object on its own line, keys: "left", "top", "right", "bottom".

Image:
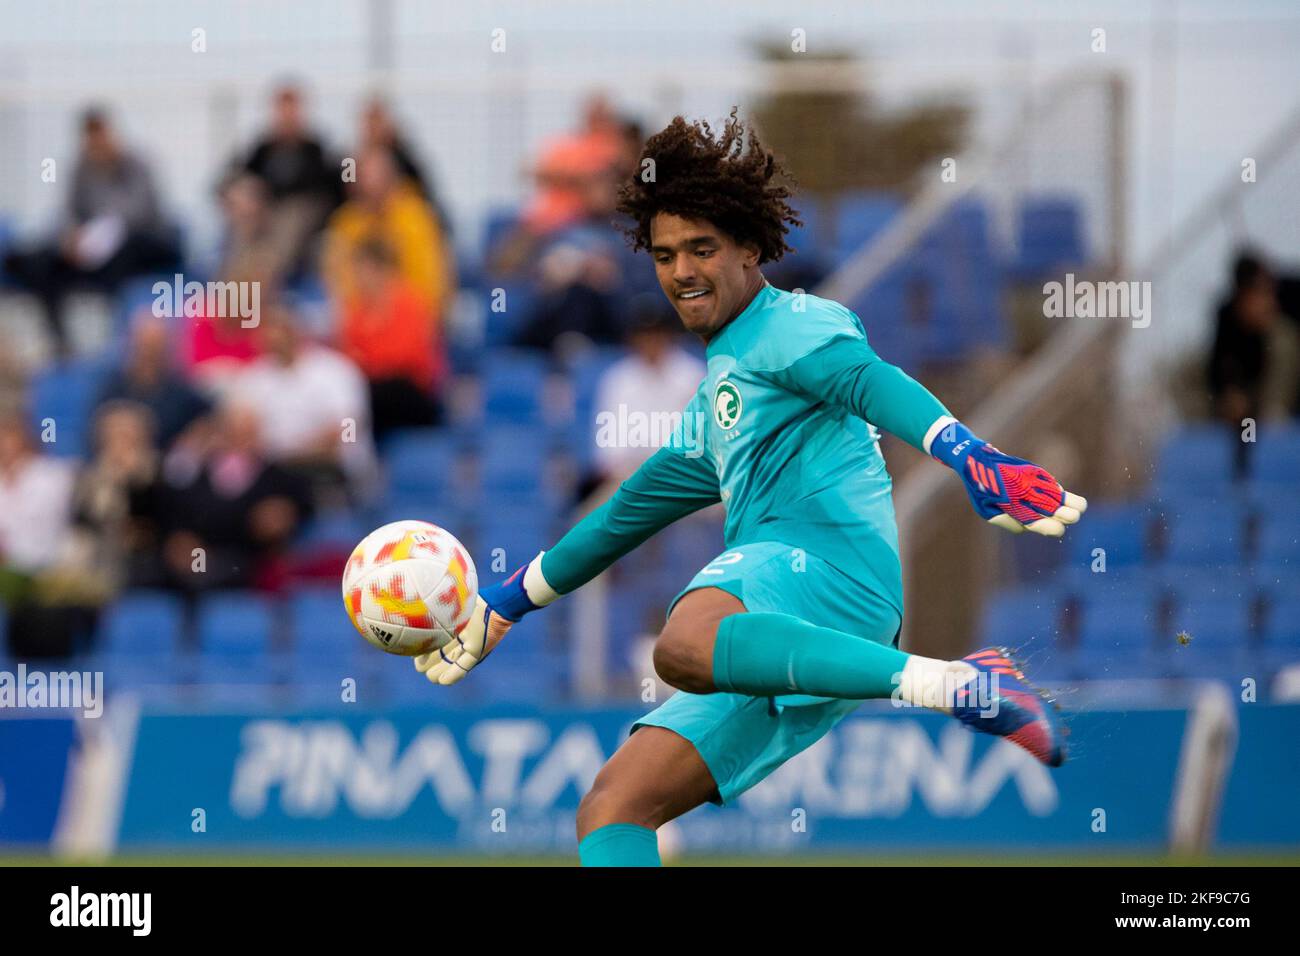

{"left": 1161, "top": 566, "right": 1258, "bottom": 607}
{"left": 1262, "top": 595, "right": 1300, "bottom": 645}
{"left": 99, "top": 590, "right": 187, "bottom": 656}
{"left": 1167, "top": 596, "right": 1252, "bottom": 646}
{"left": 282, "top": 587, "right": 387, "bottom": 691}
{"left": 607, "top": 581, "right": 670, "bottom": 659}
{"left": 478, "top": 504, "right": 553, "bottom": 572}
{"left": 112, "top": 276, "right": 174, "bottom": 337}
{"left": 26, "top": 356, "right": 114, "bottom": 459}
{"left": 848, "top": 262, "right": 919, "bottom": 369}
{"left": 289, "top": 587, "right": 369, "bottom": 658}
{"left": 473, "top": 649, "right": 567, "bottom": 703}
{"left": 482, "top": 350, "right": 550, "bottom": 425}
{"left": 196, "top": 592, "right": 279, "bottom": 657}
{"left": 783, "top": 197, "right": 828, "bottom": 270}
{"left": 1162, "top": 505, "right": 1249, "bottom": 566}
{"left": 296, "top": 510, "right": 370, "bottom": 551}
{"left": 1258, "top": 570, "right": 1300, "bottom": 601}
{"left": 1076, "top": 585, "right": 1160, "bottom": 650}
{"left": 1012, "top": 196, "right": 1086, "bottom": 277}
{"left": 1154, "top": 424, "right": 1238, "bottom": 496}
{"left": 94, "top": 651, "right": 190, "bottom": 689}
{"left": 978, "top": 587, "right": 1063, "bottom": 646}
{"left": 479, "top": 424, "right": 550, "bottom": 498}
{"left": 1251, "top": 425, "right": 1300, "bottom": 483}
{"left": 833, "top": 191, "right": 903, "bottom": 262}
{"left": 911, "top": 199, "right": 1006, "bottom": 357}
{"left": 1254, "top": 517, "right": 1300, "bottom": 568}
{"left": 384, "top": 428, "right": 461, "bottom": 499}
{"left": 1065, "top": 503, "right": 1146, "bottom": 569}
{"left": 482, "top": 281, "right": 538, "bottom": 346}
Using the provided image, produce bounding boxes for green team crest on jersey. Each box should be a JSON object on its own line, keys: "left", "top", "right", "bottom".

{"left": 713, "top": 380, "right": 742, "bottom": 429}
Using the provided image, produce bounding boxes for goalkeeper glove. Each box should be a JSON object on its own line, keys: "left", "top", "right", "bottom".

{"left": 925, "top": 417, "right": 1087, "bottom": 537}
{"left": 413, "top": 551, "right": 558, "bottom": 685}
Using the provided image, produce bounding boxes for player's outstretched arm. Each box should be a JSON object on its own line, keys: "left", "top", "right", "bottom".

{"left": 415, "top": 443, "right": 721, "bottom": 685}
{"left": 776, "top": 334, "right": 1086, "bottom": 537}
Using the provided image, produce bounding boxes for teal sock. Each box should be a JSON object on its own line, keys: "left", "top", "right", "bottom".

{"left": 713, "top": 611, "right": 911, "bottom": 699}
{"left": 578, "top": 823, "right": 661, "bottom": 867}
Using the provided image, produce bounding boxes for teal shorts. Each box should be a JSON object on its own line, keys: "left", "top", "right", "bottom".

{"left": 631, "top": 540, "right": 902, "bottom": 805}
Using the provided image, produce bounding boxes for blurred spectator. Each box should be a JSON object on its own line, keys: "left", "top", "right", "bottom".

{"left": 63, "top": 401, "right": 161, "bottom": 603}
{"left": 2, "top": 107, "right": 178, "bottom": 353}
{"left": 212, "top": 171, "right": 298, "bottom": 291}
{"left": 1208, "top": 251, "right": 1300, "bottom": 474}
{"left": 489, "top": 93, "right": 629, "bottom": 278}
{"left": 322, "top": 146, "right": 453, "bottom": 316}
{"left": 524, "top": 93, "right": 625, "bottom": 234}
{"left": 98, "top": 312, "right": 212, "bottom": 450}
{"left": 339, "top": 238, "right": 445, "bottom": 440}
{"left": 131, "top": 401, "right": 313, "bottom": 595}
{"left": 0, "top": 408, "right": 82, "bottom": 657}
{"left": 579, "top": 299, "right": 705, "bottom": 501}
{"left": 240, "top": 83, "right": 342, "bottom": 277}
{"left": 490, "top": 95, "right": 654, "bottom": 352}
{"left": 235, "top": 303, "right": 376, "bottom": 504}
{"left": 359, "top": 96, "right": 452, "bottom": 233}
{"left": 181, "top": 271, "right": 266, "bottom": 396}
{"left": 512, "top": 230, "right": 624, "bottom": 354}
{"left": 616, "top": 117, "right": 646, "bottom": 182}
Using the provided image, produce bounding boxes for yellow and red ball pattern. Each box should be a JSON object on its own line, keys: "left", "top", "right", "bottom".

{"left": 341, "top": 520, "right": 478, "bottom": 656}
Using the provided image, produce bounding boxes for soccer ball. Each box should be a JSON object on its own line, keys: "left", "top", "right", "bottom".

{"left": 341, "top": 520, "right": 478, "bottom": 656}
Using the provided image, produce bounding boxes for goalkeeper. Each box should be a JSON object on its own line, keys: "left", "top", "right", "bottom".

{"left": 416, "top": 110, "right": 1087, "bottom": 867}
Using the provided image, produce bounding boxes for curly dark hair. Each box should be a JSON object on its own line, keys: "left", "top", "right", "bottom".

{"left": 616, "top": 108, "right": 801, "bottom": 264}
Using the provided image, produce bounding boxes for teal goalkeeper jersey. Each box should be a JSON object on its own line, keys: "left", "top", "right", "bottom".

{"left": 540, "top": 281, "right": 951, "bottom": 616}
{"left": 669, "top": 283, "right": 918, "bottom": 614}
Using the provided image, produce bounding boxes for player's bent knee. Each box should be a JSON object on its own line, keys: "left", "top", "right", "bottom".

{"left": 652, "top": 627, "right": 715, "bottom": 693}
{"left": 576, "top": 779, "right": 657, "bottom": 839}
{"left": 654, "top": 588, "right": 745, "bottom": 692}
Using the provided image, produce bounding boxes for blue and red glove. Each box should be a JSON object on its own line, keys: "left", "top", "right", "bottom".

{"left": 414, "top": 553, "right": 557, "bottom": 686}
{"left": 926, "top": 418, "right": 1087, "bottom": 537}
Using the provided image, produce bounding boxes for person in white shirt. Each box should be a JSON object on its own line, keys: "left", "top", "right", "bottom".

{"left": 591, "top": 304, "right": 706, "bottom": 485}
{"left": 0, "top": 410, "right": 77, "bottom": 575}
{"left": 234, "top": 304, "right": 377, "bottom": 501}
{"left": 0, "top": 408, "right": 87, "bottom": 658}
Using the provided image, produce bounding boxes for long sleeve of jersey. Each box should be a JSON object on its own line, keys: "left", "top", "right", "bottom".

{"left": 771, "top": 335, "right": 951, "bottom": 452}
{"left": 539, "top": 445, "right": 721, "bottom": 596}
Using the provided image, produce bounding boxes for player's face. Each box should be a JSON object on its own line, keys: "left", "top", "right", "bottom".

{"left": 649, "top": 213, "right": 761, "bottom": 338}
